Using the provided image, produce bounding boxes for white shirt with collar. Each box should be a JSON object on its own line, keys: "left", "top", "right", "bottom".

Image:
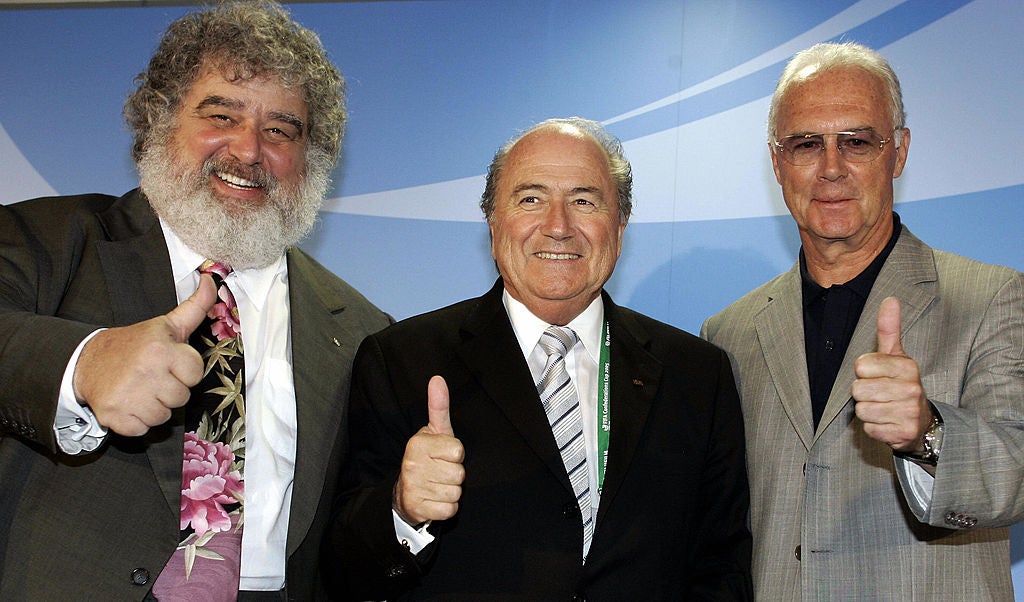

{"left": 54, "top": 220, "right": 297, "bottom": 592}
{"left": 394, "top": 289, "right": 606, "bottom": 557}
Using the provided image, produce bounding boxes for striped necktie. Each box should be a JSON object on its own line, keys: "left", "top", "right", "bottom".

{"left": 537, "top": 325, "right": 594, "bottom": 556}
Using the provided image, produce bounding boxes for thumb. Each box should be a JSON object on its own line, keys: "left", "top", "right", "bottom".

{"left": 426, "top": 375, "right": 453, "bottom": 436}
{"left": 166, "top": 273, "right": 218, "bottom": 342}
{"left": 876, "top": 296, "right": 904, "bottom": 356}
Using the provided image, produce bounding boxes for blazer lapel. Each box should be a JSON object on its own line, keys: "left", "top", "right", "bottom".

{"left": 455, "top": 282, "right": 582, "bottom": 496}
{"left": 95, "top": 190, "right": 183, "bottom": 515}
{"left": 816, "top": 228, "right": 939, "bottom": 433}
{"left": 754, "top": 268, "right": 815, "bottom": 449}
{"left": 594, "top": 295, "right": 660, "bottom": 519}
{"left": 285, "top": 249, "right": 359, "bottom": 554}
{"left": 95, "top": 190, "right": 178, "bottom": 325}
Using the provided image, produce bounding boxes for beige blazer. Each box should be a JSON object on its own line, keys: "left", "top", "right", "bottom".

{"left": 702, "top": 225, "right": 1024, "bottom": 600}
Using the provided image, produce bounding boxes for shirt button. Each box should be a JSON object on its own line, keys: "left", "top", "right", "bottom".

{"left": 824, "top": 339, "right": 834, "bottom": 351}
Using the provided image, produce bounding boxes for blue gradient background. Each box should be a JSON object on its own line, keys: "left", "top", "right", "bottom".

{"left": 3, "top": 0, "right": 1023, "bottom": 591}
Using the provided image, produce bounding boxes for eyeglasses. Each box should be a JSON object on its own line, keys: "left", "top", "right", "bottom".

{"left": 772, "top": 129, "right": 899, "bottom": 166}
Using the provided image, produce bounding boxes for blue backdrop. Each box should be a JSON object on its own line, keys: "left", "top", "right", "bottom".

{"left": 3, "top": 0, "right": 1022, "bottom": 591}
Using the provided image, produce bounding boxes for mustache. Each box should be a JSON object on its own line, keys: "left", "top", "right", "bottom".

{"left": 203, "top": 157, "right": 276, "bottom": 191}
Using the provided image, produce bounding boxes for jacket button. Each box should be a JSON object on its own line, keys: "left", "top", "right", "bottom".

{"left": 386, "top": 564, "right": 407, "bottom": 578}
{"left": 562, "top": 503, "right": 578, "bottom": 518}
{"left": 130, "top": 568, "right": 151, "bottom": 585}
{"left": 794, "top": 545, "right": 801, "bottom": 561}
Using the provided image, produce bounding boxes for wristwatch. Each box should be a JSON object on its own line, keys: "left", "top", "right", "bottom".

{"left": 896, "top": 408, "right": 944, "bottom": 466}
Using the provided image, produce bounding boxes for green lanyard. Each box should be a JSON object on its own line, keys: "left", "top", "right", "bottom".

{"left": 597, "top": 320, "right": 611, "bottom": 492}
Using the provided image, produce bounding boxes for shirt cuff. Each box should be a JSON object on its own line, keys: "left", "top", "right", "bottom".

{"left": 53, "top": 330, "right": 108, "bottom": 455}
{"left": 896, "top": 454, "right": 935, "bottom": 506}
{"left": 392, "top": 510, "right": 434, "bottom": 555}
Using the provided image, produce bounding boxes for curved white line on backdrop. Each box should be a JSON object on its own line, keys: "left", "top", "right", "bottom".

{"left": 323, "top": 175, "right": 487, "bottom": 222}
{"left": 0, "top": 123, "right": 57, "bottom": 205}
{"left": 324, "top": 0, "right": 1023, "bottom": 224}
{"left": 323, "top": 0, "right": 908, "bottom": 224}
{"left": 602, "top": 0, "right": 908, "bottom": 126}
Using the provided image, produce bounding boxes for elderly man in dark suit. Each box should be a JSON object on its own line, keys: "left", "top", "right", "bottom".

{"left": 323, "top": 117, "right": 752, "bottom": 600}
{"left": 0, "top": 3, "right": 389, "bottom": 599}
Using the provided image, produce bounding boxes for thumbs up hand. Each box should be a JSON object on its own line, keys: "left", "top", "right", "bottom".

{"left": 72, "top": 274, "right": 218, "bottom": 437}
{"left": 393, "top": 375, "right": 466, "bottom": 527}
{"left": 852, "top": 297, "right": 933, "bottom": 453}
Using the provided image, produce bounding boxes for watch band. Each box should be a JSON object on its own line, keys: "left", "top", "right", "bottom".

{"left": 895, "top": 408, "right": 944, "bottom": 466}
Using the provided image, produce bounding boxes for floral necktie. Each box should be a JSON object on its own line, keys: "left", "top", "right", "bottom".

{"left": 153, "top": 260, "right": 245, "bottom": 601}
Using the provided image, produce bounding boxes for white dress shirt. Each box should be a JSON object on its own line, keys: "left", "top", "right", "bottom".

{"left": 53, "top": 221, "right": 297, "bottom": 591}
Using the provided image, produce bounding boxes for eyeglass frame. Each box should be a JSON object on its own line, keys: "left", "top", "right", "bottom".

{"left": 770, "top": 127, "right": 904, "bottom": 165}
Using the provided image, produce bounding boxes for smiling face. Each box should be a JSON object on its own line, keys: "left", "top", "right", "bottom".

{"left": 170, "top": 67, "right": 310, "bottom": 211}
{"left": 771, "top": 66, "right": 910, "bottom": 269}
{"left": 489, "top": 126, "right": 626, "bottom": 325}
{"left": 140, "top": 65, "right": 331, "bottom": 269}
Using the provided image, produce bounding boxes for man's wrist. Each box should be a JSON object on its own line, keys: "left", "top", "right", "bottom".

{"left": 895, "top": 405, "right": 944, "bottom": 466}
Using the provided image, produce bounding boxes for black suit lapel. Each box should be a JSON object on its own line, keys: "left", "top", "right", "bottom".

{"left": 95, "top": 190, "right": 183, "bottom": 514}
{"left": 455, "top": 282, "right": 580, "bottom": 495}
{"left": 596, "top": 297, "right": 661, "bottom": 523}
{"left": 95, "top": 190, "right": 178, "bottom": 324}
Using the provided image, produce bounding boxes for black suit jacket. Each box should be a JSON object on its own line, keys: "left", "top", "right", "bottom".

{"left": 324, "top": 280, "right": 752, "bottom": 600}
{"left": 0, "top": 190, "right": 391, "bottom": 599}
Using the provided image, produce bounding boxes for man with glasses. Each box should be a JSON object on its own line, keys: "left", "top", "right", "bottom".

{"left": 702, "top": 42, "right": 1024, "bottom": 599}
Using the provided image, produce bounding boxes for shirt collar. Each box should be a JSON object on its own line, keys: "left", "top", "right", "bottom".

{"left": 502, "top": 290, "right": 605, "bottom": 364}
{"left": 800, "top": 212, "right": 902, "bottom": 307}
{"left": 159, "top": 218, "right": 287, "bottom": 310}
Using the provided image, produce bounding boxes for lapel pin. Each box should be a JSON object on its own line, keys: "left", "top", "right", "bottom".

{"left": 332, "top": 337, "right": 341, "bottom": 347}
{"left": 632, "top": 378, "right": 644, "bottom": 387}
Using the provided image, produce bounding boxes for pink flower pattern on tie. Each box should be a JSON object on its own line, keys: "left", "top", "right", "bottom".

{"left": 155, "top": 259, "right": 246, "bottom": 596}
{"left": 180, "top": 432, "right": 243, "bottom": 538}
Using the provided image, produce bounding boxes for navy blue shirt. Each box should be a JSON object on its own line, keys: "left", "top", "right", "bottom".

{"left": 801, "top": 213, "right": 901, "bottom": 429}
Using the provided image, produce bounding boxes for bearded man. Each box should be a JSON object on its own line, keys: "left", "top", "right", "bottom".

{"left": 0, "top": 2, "right": 390, "bottom": 600}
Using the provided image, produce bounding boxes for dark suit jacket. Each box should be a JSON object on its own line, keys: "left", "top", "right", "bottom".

{"left": 323, "top": 280, "right": 752, "bottom": 600}
{"left": 0, "top": 190, "right": 391, "bottom": 600}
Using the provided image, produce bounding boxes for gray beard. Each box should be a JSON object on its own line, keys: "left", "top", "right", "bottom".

{"left": 138, "top": 141, "right": 330, "bottom": 269}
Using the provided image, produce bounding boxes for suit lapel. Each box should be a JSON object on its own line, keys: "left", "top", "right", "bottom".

{"left": 753, "top": 268, "right": 815, "bottom": 449}
{"left": 454, "top": 284, "right": 577, "bottom": 494}
{"left": 95, "top": 190, "right": 178, "bottom": 325}
{"left": 95, "top": 190, "right": 183, "bottom": 515}
{"left": 285, "top": 249, "right": 358, "bottom": 554}
{"left": 456, "top": 286, "right": 577, "bottom": 493}
{"left": 817, "top": 228, "right": 939, "bottom": 434}
{"left": 454, "top": 287, "right": 665, "bottom": 521}
{"left": 594, "top": 296, "right": 660, "bottom": 519}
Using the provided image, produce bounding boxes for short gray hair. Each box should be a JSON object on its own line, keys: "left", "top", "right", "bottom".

{"left": 767, "top": 42, "right": 905, "bottom": 142}
{"left": 480, "top": 117, "right": 633, "bottom": 223}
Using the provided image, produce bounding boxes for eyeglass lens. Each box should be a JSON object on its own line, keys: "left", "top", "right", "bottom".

{"left": 779, "top": 131, "right": 887, "bottom": 165}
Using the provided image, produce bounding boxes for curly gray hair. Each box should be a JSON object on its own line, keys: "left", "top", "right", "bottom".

{"left": 124, "top": 1, "right": 345, "bottom": 163}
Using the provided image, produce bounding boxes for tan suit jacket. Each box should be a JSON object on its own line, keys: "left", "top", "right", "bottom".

{"left": 702, "top": 225, "right": 1024, "bottom": 600}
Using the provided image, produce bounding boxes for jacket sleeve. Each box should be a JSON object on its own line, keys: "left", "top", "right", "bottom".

{"left": 0, "top": 202, "right": 99, "bottom": 453}
{"left": 897, "top": 269, "right": 1024, "bottom": 528}
{"left": 321, "top": 333, "right": 432, "bottom": 600}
